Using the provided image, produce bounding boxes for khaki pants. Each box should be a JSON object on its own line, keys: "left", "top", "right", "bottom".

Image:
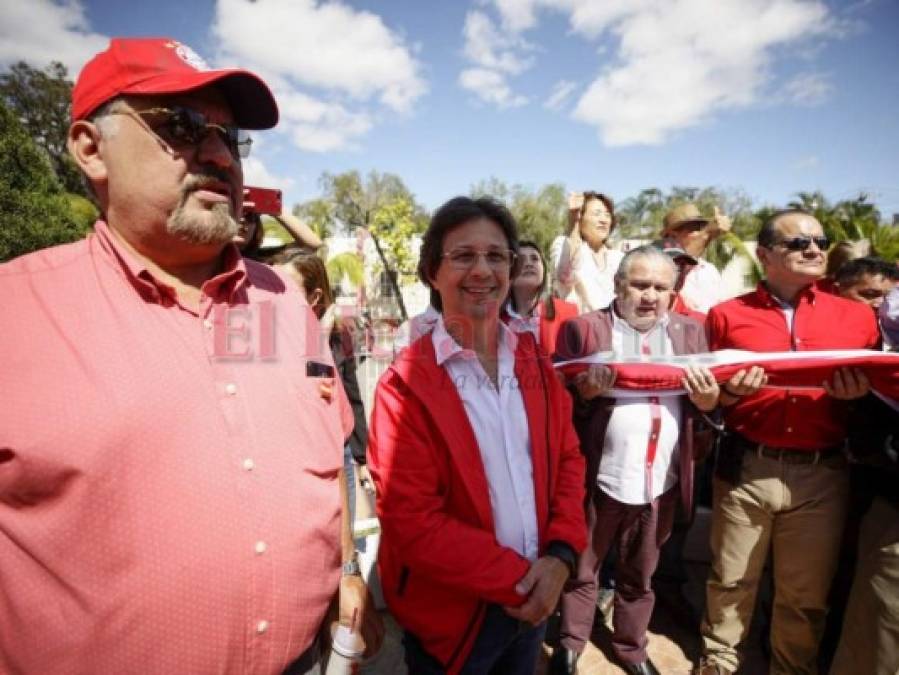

{"left": 831, "top": 496, "right": 899, "bottom": 675}
{"left": 700, "top": 450, "right": 849, "bottom": 674}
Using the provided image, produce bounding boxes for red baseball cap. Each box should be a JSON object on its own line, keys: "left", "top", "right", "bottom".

{"left": 72, "top": 37, "right": 278, "bottom": 130}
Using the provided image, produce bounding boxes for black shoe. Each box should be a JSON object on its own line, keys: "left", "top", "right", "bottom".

{"left": 624, "top": 660, "right": 661, "bottom": 675}
{"left": 548, "top": 646, "right": 580, "bottom": 675}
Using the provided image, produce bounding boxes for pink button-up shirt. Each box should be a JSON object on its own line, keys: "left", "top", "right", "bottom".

{"left": 0, "top": 221, "right": 353, "bottom": 674}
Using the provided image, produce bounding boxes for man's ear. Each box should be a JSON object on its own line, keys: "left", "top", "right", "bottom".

{"left": 67, "top": 120, "right": 107, "bottom": 186}
{"left": 755, "top": 245, "right": 771, "bottom": 269}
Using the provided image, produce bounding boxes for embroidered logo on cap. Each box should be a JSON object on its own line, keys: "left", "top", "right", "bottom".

{"left": 172, "top": 42, "right": 211, "bottom": 71}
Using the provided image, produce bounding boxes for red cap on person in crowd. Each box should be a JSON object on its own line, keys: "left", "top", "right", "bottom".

{"left": 71, "top": 37, "right": 278, "bottom": 130}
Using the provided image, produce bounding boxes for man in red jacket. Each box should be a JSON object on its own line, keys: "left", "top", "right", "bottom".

{"left": 695, "top": 210, "right": 881, "bottom": 675}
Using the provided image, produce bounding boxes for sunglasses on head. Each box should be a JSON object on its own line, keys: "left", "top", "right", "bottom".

{"left": 772, "top": 235, "right": 829, "bottom": 252}
{"left": 110, "top": 106, "right": 252, "bottom": 159}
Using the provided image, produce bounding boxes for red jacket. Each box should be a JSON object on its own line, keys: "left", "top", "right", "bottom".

{"left": 367, "top": 331, "right": 586, "bottom": 673}
{"left": 537, "top": 297, "right": 579, "bottom": 355}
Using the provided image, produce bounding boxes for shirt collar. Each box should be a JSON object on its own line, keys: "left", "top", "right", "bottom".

{"left": 92, "top": 219, "right": 249, "bottom": 304}
{"left": 431, "top": 313, "right": 519, "bottom": 367}
{"left": 755, "top": 281, "right": 818, "bottom": 309}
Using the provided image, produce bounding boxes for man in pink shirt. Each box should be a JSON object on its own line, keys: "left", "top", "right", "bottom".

{"left": 0, "top": 38, "right": 376, "bottom": 674}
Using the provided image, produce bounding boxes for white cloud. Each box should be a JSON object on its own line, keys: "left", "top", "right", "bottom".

{"left": 213, "top": 0, "right": 426, "bottom": 152}
{"left": 463, "top": 10, "right": 534, "bottom": 75}
{"left": 458, "top": 9, "right": 534, "bottom": 109}
{"left": 543, "top": 79, "right": 578, "bottom": 111}
{"left": 242, "top": 156, "right": 296, "bottom": 192}
{"left": 783, "top": 72, "right": 834, "bottom": 106}
{"left": 0, "top": 0, "right": 107, "bottom": 75}
{"left": 459, "top": 68, "right": 528, "bottom": 108}
{"left": 480, "top": 0, "right": 839, "bottom": 146}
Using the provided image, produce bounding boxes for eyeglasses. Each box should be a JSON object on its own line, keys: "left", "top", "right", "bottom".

{"left": 109, "top": 106, "right": 252, "bottom": 159}
{"left": 442, "top": 248, "right": 517, "bottom": 270}
{"left": 772, "top": 235, "right": 829, "bottom": 252}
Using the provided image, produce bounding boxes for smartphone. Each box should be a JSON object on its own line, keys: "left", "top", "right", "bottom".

{"left": 245, "top": 186, "right": 282, "bottom": 216}
{"left": 306, "top": 360, "right": 335, "bottom": 378}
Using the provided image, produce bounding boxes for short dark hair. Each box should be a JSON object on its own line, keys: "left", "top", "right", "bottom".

{"left": 418, "top": 196, "right": 520, "bottom": 312}
{"left": 757, "top": 208, "right": 813, "bottom": 248}
{"left": 571, "top": 191, "right": 617, "bottom": 236}
{"left": 835, "top": 256, "right": 896, "bottom": 288}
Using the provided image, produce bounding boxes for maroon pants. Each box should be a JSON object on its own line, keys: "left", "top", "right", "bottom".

{"left": 559, "top": 486, "right": 678, "bottom": 665}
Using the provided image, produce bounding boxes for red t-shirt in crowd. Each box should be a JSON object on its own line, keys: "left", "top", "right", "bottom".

{"left": 706, "top": 282, "right": 880, "bottom": 449}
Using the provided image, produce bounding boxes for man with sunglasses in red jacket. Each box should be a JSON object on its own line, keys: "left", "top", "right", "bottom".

{"left": 695, "top": 210, "right": 880, "bottom": 675}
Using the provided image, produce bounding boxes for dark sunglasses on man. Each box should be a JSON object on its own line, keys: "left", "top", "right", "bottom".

{"left": 771, "top": 235, "right": 830, "bottom": 252}
{"left": 109, "top": 105, "right": 252, "bottom": 159}
{"left": 675, "top": 220, "right": 709, "bottom": 233}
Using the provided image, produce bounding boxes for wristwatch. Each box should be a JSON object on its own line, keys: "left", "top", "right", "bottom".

{"left": 342, "top": 554, "right": 362, "bottom": 577}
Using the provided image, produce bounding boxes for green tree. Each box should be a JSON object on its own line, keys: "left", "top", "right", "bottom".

{"left": 293, "top": 197, "right": 335, "bottom": 240}
{"left": 0, "top": 61, "right": 84, "bottom": 196}
{"left": 470, "top": 178, "right": 567, "bottom": 258}
{"left": 317, "top": 170, "right": 428, "bottom": 320}
{"left": 326, "top": 251, "right": 364, "bottom": 292}
{"left": 0, "top": 101, "right": 90, "bottom": 261}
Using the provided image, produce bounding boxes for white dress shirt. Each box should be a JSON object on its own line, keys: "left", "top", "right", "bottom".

{"left": 597, "top": 311, "right": 683, "bottom": 505}
{"left": 680, "top": 258, "right": 725, "bottom": 314}
{"left": 431, "top": 316, "right": 539, "bottom": 560}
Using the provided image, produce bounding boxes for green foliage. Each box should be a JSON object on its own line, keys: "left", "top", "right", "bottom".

{"left": 0, "top": 61, "right": 84, "bottom": 195}
{"left": 318, "top": 169, "right": 427, "bottom": 235}
{"left": 65, "top": 193, "right": 99, "bottom": 230}
{"left": 0, "top": 101, "right": 89, "bottom": 262}
{"left": 470, "top": 178, "right": 567, "bottom": 258}
{"left": 369, "top": 196, "right": 426, "bottom": 284}
{"left": 293, "top": 197, "right": 334, "bottom": 240}
{"left": 326, "top": 251, "right": 364, "bottom": 290}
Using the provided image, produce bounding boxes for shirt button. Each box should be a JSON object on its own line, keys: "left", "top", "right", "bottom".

{"left": 256, "top": 620, "right": 269, "bottom": 634}
{"left": 790, "top": 397, "right": 797, "bottom": 403}
{"left": 225, "top": 383, "right": 237, "bottom": 396}
{"left": 203, "top": 319, "right": 213, "bottom": 330}
{"left": 255, "top": 541, "right": 267, "bottom": 555}
{"left": 242, "top": 458, "right": 255, "bottom": 471}
{"left": 786, "top": 427, "right": 793, "bottom": 433}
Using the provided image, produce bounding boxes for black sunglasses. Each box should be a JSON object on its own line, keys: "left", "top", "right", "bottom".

{"left": 674, "top": 220, "right": 709, "bottom": 233}
{"left": 772, "top": 235, "right": 829, "bottom": 252}
{"left": 111, "top": 106, "right": 252, "bottom": 159}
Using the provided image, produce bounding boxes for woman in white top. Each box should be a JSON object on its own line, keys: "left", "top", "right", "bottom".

{"left": 551, "top": 191, "right": 624, "bottom": 313}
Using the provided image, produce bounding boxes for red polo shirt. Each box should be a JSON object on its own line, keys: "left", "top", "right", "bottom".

{"left": 0, "top": 221, "right": 352, "bottom": 674}
{"left": 706, "top": 283, "right": 880, "bottom": 449}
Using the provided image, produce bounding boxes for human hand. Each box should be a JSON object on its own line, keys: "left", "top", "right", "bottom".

{"left": 711, "top": 205, "right": 732, "bottom": 235}
{"left": 503, "top": 556, "right": 569, "bottom": 624}
{"left": 568, "top": 191, "right": 585, "bottom": 213}
{"left": 682, "top": 365, "right": 720, "bottom": 412}
{"left": 338, "top": 574, "right": 385, "bottom": 658}
{"left": 823, "top": 367, "right": 870, "bottom": 400}
{"left": 721, "top": 365, "right": 767, "bottom": 401}
{"left": 357, "top": 464, "right": 376, "bottom": 495}
{"left": 573, "top": 364, "right": 616, "bottom": 401}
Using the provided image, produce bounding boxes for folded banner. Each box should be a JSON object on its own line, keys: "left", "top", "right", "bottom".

{"left": 554, "top": 349, "right": 899, "bottom": 400}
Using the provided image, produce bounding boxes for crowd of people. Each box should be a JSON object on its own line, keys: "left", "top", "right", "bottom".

{"left": 1, "top": 37, "right": 898, "bottom": 675}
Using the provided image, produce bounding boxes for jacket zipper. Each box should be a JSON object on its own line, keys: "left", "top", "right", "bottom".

{"left": 446, "top": 602, "right": 485, "bottom": 670}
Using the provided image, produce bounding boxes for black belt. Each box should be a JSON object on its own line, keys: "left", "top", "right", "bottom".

{"left": 733, "top": 433, "right": 843, "bottom": 465}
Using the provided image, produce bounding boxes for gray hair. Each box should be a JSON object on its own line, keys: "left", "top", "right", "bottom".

{"left": 614, "top": 245, "right": 677, "bottom": 285}
{"left": 76, "top": 97, "right": 125, "bottom": 208}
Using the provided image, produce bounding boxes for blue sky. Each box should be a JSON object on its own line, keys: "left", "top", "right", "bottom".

{"left": 2, "top": 0, "right": 897, "bottom": 219}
